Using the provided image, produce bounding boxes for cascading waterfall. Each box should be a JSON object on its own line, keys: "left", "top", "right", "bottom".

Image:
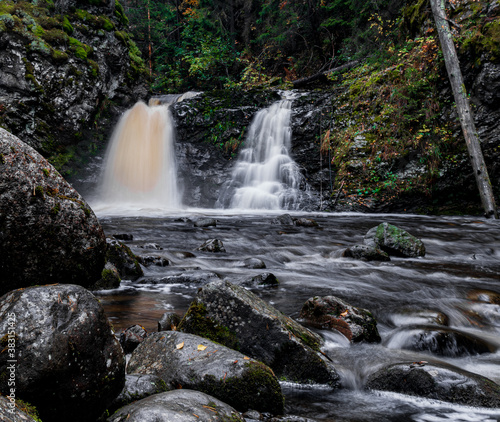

{"left": 95, "top": 101, "right": 181, "bottom": 210}
{"left": 218, "top": 93, "right": 305, "bottom": 210}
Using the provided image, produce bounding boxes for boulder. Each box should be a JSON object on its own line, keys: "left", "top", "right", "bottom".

{"left": 271, "top": 214, "right": 295, "bottom": 225}
{"left": 386, "top": 325, "right": 496, "bottom": 357}
{"left": 140, "top": 270, "right": 221, "bottom": 285}
{"left": 467, "top": 289, "right": 500, "bottom": 305}
{"left": 119, "top": 325, "right": 148, "bottom": 354}
{"left": 139, "top": 256, "right": 170, "bottom": 267}
{"left": 158, "top": 312, "right": 182, "bottom": 331}
{"left": 341, "top": 245, "right": 390, "bottom": 262}
{"left": 106, "top": 239, "right": 143, "bottom": 280}
{"left": 197, "top": 239, "right": 226, "bottom": 253}
{"left": 387, "top": 309, "right": 449, "bottom": 327}
{"left": 107, "top": 389, "right": 244, "bottom": 422}
{"left": 366, "top": 362, "right": 500, "bottom": 408}
{"left": 242, "top": 273, "right": 279, "bottom": 287}
{"left": 178, "top": 280, "right": 340, "bottom": 387}
{"left": 107, "top": 374, "right": 168, "bottom": 415}
{"left": 0, "top": 395, "right": 39, "bottom": 422}
{"left": 127, "top": 331, "right": 284, "bottom": 414}
{"left": 0, "top": 129, "right": 107, "bottom": 294}
{"left": 241, "top": 257, "right": 267, "bottom": 269}
{"left": 194, "top": 218, "right": 217, "bottom": 227}
{"left": 299, "top": 296, "right": 381, "bottom": 343}
{"left": 0, "top": 284, "right": 125, "bottom": 422}
{"left": 364, "top": 222, "right": 425, "bottom": 257}
{"left": 294, "top": 218, "right": 318, "bottom": 227}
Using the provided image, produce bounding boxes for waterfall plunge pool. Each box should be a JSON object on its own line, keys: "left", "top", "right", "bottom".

{"left": 94, "top": 211, "right": 500, "bottom": 422}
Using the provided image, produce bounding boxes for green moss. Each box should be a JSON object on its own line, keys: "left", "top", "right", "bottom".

{"left": 50, "top": 202, "right": 61, "bottom": 216}
{"left": 114, "top": 0, "right": 129, "bottom": 26}
{"left": 198, "top": 361, "right": 284, "bottom": 414}
{"left": 87, "top": 59, "right": 99, "bottom": 77}
{"left": 16, "top": 400, "right": 43, "bottom": 422}
{"left": 34, "top": 185, "right": 45, "bottom": 199}
{"left": 178, "top": 302, "right": 240, "bottom": 351}
{"left": 114, "top": 30, "right": 128, "bottom": 45}
{"left": 51, "top": 48, "right": 68, "bottom": 63}
{"left": 62, "top": 15, "right": 73, "bottom": 34}
{"left": 42, "top": 168, "right": 50, "bottom": 176}
{"left": 401, "top": 0, "right": 429, "bottom": 37}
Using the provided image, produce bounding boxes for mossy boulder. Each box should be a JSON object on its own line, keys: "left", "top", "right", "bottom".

{"left": 178, "top": 280, "right": 340, "bottom": 387}
{"left": 364, "top": 222, "right": 425, "bottom": 257}
{"left": 127, "top": 331, "right": 284, "bottom": 414}
{"left": 342, "top": 244, "right": 390, "bottom": 262}
{"left": 0, "top": 284, "right": 125, "bottom": 422}
{"left": 299, "top": 296, "right": 381, "bottom": 343}
{"left": 366, "top": 362, "right": 500, "bottom": 408}
{"left": 0, "top": 129, "right": 106, "bottom": 294}
{"left": 107, "top": 389, "right": 244, "bottom": 422}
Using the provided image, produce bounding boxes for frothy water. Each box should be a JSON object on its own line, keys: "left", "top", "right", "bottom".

{"left": 218, "top": 95, "right": 306, "bottom": 210}
{"left": 93, "top": 101, "right": 181, "bottom": 212}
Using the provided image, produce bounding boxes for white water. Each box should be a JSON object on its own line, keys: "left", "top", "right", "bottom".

{"left": 218, "top": 97, "right": 305, "bottom": 210}
{"left": 93, "top": 101, "right": 181, "bottom": 212}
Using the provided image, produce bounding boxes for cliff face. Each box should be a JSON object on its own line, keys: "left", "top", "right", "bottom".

{"left": 0, "top": 0, "right": 147, "bottom": 174}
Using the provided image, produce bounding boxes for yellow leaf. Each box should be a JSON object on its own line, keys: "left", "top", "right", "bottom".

{"left": 176, "top": 342, "right": 184, "bottom": 350}
{"left": 243, "top": 356, "right": 250, "bottom": 360}
{"left": 340, "top": 310, "right": 349, "bottom": 317}
{"left": 197, "top": 344, "right": 207, "bottom": 351}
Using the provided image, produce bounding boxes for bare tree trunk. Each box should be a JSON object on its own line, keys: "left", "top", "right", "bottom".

{"left": 430, "top": 0, "right": 498, "bottom": 218}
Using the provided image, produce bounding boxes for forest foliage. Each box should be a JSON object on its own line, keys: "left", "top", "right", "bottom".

{"left": 121, "top": 0, "right": 406, "bottom": 92}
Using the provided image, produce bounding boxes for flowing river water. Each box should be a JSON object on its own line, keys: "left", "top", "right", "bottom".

{"left": 92, "top": 209, "right": 500, "bottom": 422}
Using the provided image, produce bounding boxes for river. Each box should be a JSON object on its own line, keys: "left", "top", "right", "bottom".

{"left": 93, "top": 209, "right": 500, "bottom": 422}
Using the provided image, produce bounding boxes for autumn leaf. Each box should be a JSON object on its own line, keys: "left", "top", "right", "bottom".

{"left": 176, "top": 342, "right": 184, "bottom": 350}
{"left": 197, "top": 344, "right": 207, "bottom": 351}
{"left": 243, "top": 356, "right": 250, "bottom": 360}
{"left": 340, "top": 310, "right": 349, "bottom": 317}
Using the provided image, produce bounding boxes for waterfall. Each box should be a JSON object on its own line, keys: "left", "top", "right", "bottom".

{"left": 218, "top": 95, "right": 305, "bottom": 210}
{"left": 96, "top": 101, "right": 181, "bottom": 210}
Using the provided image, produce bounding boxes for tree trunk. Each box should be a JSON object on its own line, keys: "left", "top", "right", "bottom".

{"left": 430, "top": 0, "right": 498, "bottom": 218}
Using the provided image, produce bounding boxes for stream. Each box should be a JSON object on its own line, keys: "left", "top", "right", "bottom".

{"left": 93, "top": 209, "right": 500, "bottom": 422}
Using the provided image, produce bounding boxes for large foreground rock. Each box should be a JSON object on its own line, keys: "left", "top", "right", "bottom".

{"left": 178, "top": 280, "right": 340, "bottom": 387}
{"left": 366, "top": 362, "right": 500, "bottom": 408}
{"left": 364, "top": 223, "right": 425, "bottom": 257}
{"left": 0, "top": 395, "right": 38, "bottom": 422}
{"left": 0, "top": 284, "right": 125, "bottom": 422}
{"left": 107, "top": 389, "right": 244, "bottom": 422}
{"left": 127, "top": 331, "right": 284, "bottom": 414}
{"left": 0, "top": 129, "right": 106, "bottom": 294}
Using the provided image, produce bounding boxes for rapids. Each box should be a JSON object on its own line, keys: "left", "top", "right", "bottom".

{"left": 94, "top": 210, "right": 500, "bottom": 422}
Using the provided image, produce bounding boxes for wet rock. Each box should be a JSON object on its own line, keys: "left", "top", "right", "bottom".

{"left": 139, "top": 256, "right": 170, "bottom": 267}
{"left": 93, "top": 262, "right": 122, "bottom": 290}
{"left": 0, "top": 395, "right": 39, "bottom": 422}
{"left": 107, "top": 389, "right": 244, "bottom": 422}
{"left": 0, "top": 129, "right": 107, "bottom": 295}
{"left": 242, "top": 257, "right": 267, "bottom": 269}
{"left": 270, "top": 416, "right": 318, "bottom": 422}
{"left": 194, "top": 218, "right": 217, "bottom": 227}
{"left": 106, "top": 238, "right": 143, "bottom": 280}
{"left": 341, "top": 245, "right": 390, "bottom": 262}
{"left": 272, "top": 214, "right": 295, "bottom": 225}
{"left": 366, "top": 362, "right": 500, "bottom": 408}
{"left": 294, "top": 217, "right": 318, "bottom": 227}
{"left": 467, "top": 289, "right": 500, "bottom": 305}
{"left": 387, "top": 325, "right": 496, "bottom": 357}
{"left": 388, "top": 309, "right": 449, "bottom": 327}
{"left": 0, "top": 284, "right": 125, "bottom": 422}
{"left": 107, "top": 374, "right": 168, "bottom": 415}
{"left": 113, "top": 234, "right": 134, "bottom": 241}
{"left": 174, "top": 251, "right": 196, "bottom": 259}
{"left": 127, "top": 331, "right": 284, "bottom": 414}
{"left": 363, "top": 223, "right": 425, "bottom": 257}
{"left": 119, "top": 325, "right": 148, "bottom": 354}
{"left": 178, "top": 280, "right": 340, "bottom": 387}
{"left": 158, "top": 312, "right": 182, "bottom": 331}
{"left": 242, "top": 273, "right": 279, "bottom": 287}
{"left": 299, "top": 296, "right": 381, "bottom": 343}
{"left": 141, "top": 270, "right": 221, "bottom": 285}
{"left": 197, "top": 238, "right": 226, "bottom": 253}
{"left": 140, "top": 243, "right": 163, "bottom": 250}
